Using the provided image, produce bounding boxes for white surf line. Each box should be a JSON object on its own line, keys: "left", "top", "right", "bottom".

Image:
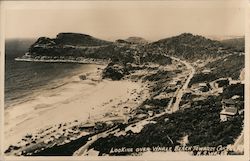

{"left": 14, "top": 57, "right": 110, "bottom": 65}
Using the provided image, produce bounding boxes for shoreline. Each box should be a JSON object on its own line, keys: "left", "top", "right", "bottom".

{"left": 5, "top": 63, "right": 104, "bottom": 109}
{"left": 15, "top": 57, "right": 110, "bottom": 65}
{"left": 4, "top": 55, "right": 244, "bottom": 156}
{"left": 4, "top": 64, "right": 150, "bottom": 153}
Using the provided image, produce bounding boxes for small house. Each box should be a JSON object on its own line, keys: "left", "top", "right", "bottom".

{"left": 232, "top": 95, "right": 240, "bottom": 100}
{"left": 148, "top": 111, "right": 154, "bottom": 117}
{"left": 198, "top": 83, "right": 207, "bottom": 87}
{"left": 169, "top": 81, "right": 177, "bottom": 86}
{"left": 221, "top": 99, "right": 235, "bottom": 109}
{"left": 201, "top": 69, "right": 211, "bottom": 74}
{"left": 220, "top": 107, "right": 238, "bottom": 122}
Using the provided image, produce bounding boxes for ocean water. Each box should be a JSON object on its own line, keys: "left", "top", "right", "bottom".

{"left": 5, "top": 40, "right": 94, "bottom": 108}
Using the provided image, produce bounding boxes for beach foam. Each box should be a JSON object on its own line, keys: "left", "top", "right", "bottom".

{"left": 4, "top": 67, "right": 147, "bottom": 150}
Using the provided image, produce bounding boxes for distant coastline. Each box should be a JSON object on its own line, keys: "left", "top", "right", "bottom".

{"left": 15, "top": 56, "right": 110, "bottom": 65}
{"left": 5, "top": 32, "right": 245, "bottom": 156}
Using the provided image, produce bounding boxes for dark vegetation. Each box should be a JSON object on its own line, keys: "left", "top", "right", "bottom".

{"left": 190, "top": 54, "right": 244, "bottom": 85}
{"left": 179, "top": 92, "right": 193, "bottom": 107}
{"left": 10, "top": 32, "right": 245, "bottom": 156}
{"left": 140, "top": 53, "right": 172, "bottom": 65}
{"left": 21, "top": 32, "right": 244, "bottom": 68}
{"left": 205, "top": 54, "right": 244, "bottom": 80}
{"left": 115, "top": 39, "right": 132, "bottom": 44}
{"left": 124, "top": 37, "right": 148, "bottom": 44}
{"left": 150, "top": 33, "right": 229, "bottom": 61}
{"left": 102, "top": 54, "right": 172, "bottom": 80}
{"left": 143, "top": 70, "right": 171, "bottom": 82}
{"left": 20, "top": 122, "right": 119, "bottom": 156}
{"left": 32, "top": 33, "right": 112, "bottom": 47}
{"left": 143, "top": 98, "right": 170, "bottom": 107}
{"left": 134, "top": 98, "right": 171, "bottom": 115}
{"left": 29, "top": 43, "right": 134, "bottom": 62}
{"left": 27, "top": 32, "right": 233, "bottom": 66}
{"left": 102, "top": 63, "right": 128, "bottom": 80}
{"left": 115, "top": 37, "right": 148, "bottom": 45}
{"left": 90, "top": 95, "right": 243, "bottom": 155}
{"left": 222, "top": 83, "right": 244, "bottom": 99}
{"left": 189, "top": 73, "right": 217, "bottom": 85}
{"left": 216, "top": 79, "right": 229, "bottom": 87}
{"left": 29, "top": 134, "right": 91, "bottom": 156}
{"left": 89, "top": 81, "right": 244, "bottom": 155}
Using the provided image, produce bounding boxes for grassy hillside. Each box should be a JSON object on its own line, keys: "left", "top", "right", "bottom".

{"left": 190, "top": 53, "right": 244, "bottom": 85}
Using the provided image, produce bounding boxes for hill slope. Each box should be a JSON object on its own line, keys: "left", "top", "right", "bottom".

{"left": 149, "top": 33, "right": 229, "bottom": 61}
{"left": 17, "top": 32, "right": 244, "bottom": 68}
{"left": 30, "top": 32, "right": 112, "bottom": 48}
{"left": 220, "top": 37, "right": 244, "bottom": 52}
{"left": 125, "top": 37, "right": 148, "bottom": 44}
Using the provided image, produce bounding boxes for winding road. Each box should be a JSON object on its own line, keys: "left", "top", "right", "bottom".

{"left": 73, "top": 55, "right": 195, "bottom": 156}
{"left": 169, "top": 56, "right": 195, "bottom": 112}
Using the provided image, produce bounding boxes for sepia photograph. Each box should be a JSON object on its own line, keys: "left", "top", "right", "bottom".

{"left": 0, "top": 0, "right": 248, "bottom": 160}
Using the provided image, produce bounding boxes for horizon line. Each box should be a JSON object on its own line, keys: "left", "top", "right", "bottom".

{"left": 5, "top": 32, "right": 245, "bottom": 42}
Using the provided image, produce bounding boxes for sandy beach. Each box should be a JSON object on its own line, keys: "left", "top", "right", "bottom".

{"left": 4, "top": 65, "right": 149, "bottom": 151}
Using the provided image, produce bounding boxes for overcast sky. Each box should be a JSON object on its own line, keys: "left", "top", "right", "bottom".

{"left": 3, "top": 0, "right": 245, "bottom": 41}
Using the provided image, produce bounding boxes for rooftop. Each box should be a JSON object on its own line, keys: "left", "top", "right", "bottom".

{"left": 222, "top": 99, "right": 235, "bottom": 105}
{"left": 220, "top": 107, "right": 238, "bottom": 116}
